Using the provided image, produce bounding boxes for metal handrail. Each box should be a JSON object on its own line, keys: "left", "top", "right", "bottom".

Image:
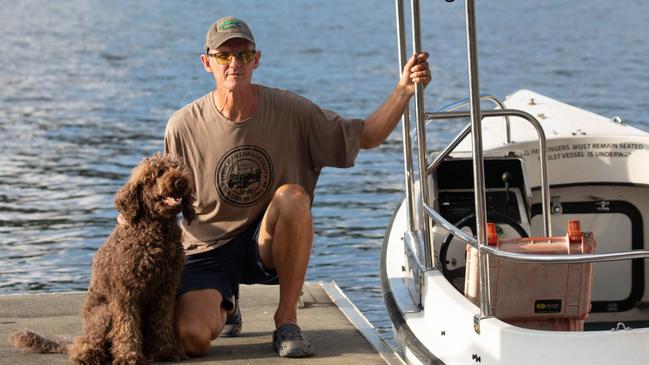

{"left": 425, "top": 109, "right": 552, "bottom": 237}
{"left": 391, "top": 0, "right": 648, "bottom": 325}
{"left": 411, "top": 93, "right": 512, "bottom": 144}
{"left": 432, "top": 94, "right": 512, "bottom": 144}
{"left": 427, "top": 123, "right": 471, "bottom": 175}
{"left": 395, "top": 0, "right": 416, "bottom": 234}
{"left": 432, "top": 94, "right": 506, "bottom": 113}
{"left": 423, "top": 203, "right": 649, "bottom": 264}
{"left": 410, "top": 0, "right": 434, "bottom": 270}
{"left": 461, "top": 0, "right": 494, "bottom": 318}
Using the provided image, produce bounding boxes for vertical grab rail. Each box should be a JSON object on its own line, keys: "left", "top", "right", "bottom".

{"left": 463, "top": 0, "right": 493, "bottom": 318}
{"left": 395, "top": 0, "right": 416, "bottom": 234}
{"left": 394, "top": 0, "right": 554, "bottom": 322}
{"left": 410, "top": 0, "right": 433, "bottom": 270}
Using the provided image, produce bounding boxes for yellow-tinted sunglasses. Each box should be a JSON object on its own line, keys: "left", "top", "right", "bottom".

{"left": 207, "top": 50, "right": 256, "bottom": 65}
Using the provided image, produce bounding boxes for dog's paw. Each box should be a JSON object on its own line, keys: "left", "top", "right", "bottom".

{"left": 70, "top": 351, "right": 103, "bottom": 365}
{"left": 111, "top": 351, "right": 148, "bottom": 365}
{"left": 68, "top": 340, "right": 106, "bottom": 365}
{"left": 149, "top": 345, "right": 187, "bottom": 362}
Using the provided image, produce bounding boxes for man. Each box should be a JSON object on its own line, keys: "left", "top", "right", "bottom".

{"left": 165, "top": 17, "right": 430, "bottom": 358}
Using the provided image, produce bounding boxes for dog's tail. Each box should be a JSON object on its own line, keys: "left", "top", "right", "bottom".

{"left": 9, "top": 329, "right": 71, "bottom": 354}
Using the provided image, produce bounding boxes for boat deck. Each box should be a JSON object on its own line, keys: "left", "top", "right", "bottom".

{"left": 1, "top": 282, "right": 399, "bottom": 365}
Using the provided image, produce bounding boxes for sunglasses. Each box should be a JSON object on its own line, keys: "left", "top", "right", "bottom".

{"left": 207, "top": 50, "right": 256, "bottom": 65}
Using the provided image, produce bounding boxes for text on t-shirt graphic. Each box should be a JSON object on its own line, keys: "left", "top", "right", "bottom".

{"left": 215, "top": 145, "right": 274, "bottom": 207}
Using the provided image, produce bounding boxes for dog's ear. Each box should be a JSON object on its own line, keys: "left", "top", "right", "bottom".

{"left": 182, "top": 194, "right": 196, "bottom": 225}
{"left": 115, "top": 181, "right": 143, "bottom": 224}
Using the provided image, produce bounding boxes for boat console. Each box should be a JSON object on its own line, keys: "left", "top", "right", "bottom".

{"left": 435, "top": 157, "right": 531, "bottom": 231}
{"left": 433, "top": 157, "right": 532, "bottom": 282}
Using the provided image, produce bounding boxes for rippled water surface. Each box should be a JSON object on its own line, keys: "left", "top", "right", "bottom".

{"left": 2, "top": 0, "right": 648, "bottom": 340}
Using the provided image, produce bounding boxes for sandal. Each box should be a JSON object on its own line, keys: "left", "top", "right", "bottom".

{"left": 272, "top": 324, "right": 314, "bottom": 358}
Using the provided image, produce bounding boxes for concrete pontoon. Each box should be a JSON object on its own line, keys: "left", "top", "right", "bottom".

{"left": 1, "top": 282, "right": 403, "bottom": 365}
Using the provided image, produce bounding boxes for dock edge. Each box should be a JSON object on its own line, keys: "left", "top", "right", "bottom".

{"left": 320, "top": 281, "right": 406, "bottom": 365}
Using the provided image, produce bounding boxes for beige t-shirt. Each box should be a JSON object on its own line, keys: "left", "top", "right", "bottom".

{"left": 164, "top": 85, "right": 364, "bottom": 254}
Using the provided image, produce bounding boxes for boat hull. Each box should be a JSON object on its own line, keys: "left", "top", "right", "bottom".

{"left": 382, "top": 90, "right": 649, "bottom": 364}
{"left": 383, "top": 199, "right": 649, "bottom": 364}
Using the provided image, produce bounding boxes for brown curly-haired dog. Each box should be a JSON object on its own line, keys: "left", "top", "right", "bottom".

{"left": 10, "top": 154, "right": 195, "bottom": 365}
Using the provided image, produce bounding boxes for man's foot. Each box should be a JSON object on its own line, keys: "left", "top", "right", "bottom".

{"left": 222, "top": 290, "right": 242, "bottom": 337}
{"left": 272, "top": 324, "right": 314, "bottom": 358}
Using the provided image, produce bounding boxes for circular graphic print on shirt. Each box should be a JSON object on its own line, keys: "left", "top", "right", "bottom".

{"left": 215, "top": 145, "right": 274, "bottom": 207}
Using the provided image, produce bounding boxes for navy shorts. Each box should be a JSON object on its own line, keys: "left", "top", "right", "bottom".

{"left": 177, "top": 219, "right": 278, "bottom": 310}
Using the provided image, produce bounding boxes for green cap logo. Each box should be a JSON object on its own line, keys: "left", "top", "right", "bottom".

{"left": 219, "top": 19, "right": 241, "bottom": 31}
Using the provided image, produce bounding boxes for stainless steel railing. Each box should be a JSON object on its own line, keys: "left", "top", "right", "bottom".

{"left": 395, "top": 0, "right": 416, "bottom": 235}
{"left": 423, "top": 203, "right": 649, "bottom": 264}
{"left": 462, "top": 0, "right": 495, "bottom": 317}
{"left": 410, "top": 94, "right": 510, "bottom": 143}
{"left": 393, "top": 0, "right": 649, "bottom": 322}
{"left": 428, "top": 93, "right": 512, "bottom": 144}
{"left": 425, "top": 109, "right": 552, "bottom": 237}
{"left": 409, "top": 0, "right": 434, "bottom": 270}
{"left": 424, "top": 94, "right": 509, "bottom": 174}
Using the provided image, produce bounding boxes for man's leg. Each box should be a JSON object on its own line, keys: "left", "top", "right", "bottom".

{"left": 257, "top": 184, "right": 313, "bottom": 327}
{"left": 175, "top": 289, "right": 228, "bottom": 357}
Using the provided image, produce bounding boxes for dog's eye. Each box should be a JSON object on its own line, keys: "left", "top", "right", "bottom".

{"left": 150, "top": 169, "right": 165, "bottom": 181}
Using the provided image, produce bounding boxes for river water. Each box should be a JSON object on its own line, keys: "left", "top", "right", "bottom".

{"left": 1, "top": 0, "right": 648, "bottom": 341}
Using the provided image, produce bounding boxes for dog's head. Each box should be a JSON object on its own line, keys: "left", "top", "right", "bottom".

{"left": 115, "top": 154, "right": 196, "bottom": 225}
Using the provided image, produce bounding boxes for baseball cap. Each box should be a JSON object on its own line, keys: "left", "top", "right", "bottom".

{"left": 205, "top": 17, "right": 255, "bottom": 51}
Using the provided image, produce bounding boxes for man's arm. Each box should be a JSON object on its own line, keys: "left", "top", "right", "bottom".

{"left": 360, "top": 52, "right": 430, "bottom": 149}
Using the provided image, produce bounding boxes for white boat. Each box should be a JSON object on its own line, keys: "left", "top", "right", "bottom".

{"left": 381, "top": 1, "right": 649, "bottom": 364}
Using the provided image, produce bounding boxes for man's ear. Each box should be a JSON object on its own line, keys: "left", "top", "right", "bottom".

{"left": 200, "top": 54, "right": 213, "bottom": 73}
{"left": 253, "top": 50, "right": 261, "bottom": 69}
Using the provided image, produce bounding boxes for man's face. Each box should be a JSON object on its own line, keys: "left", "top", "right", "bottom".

{"left": 201, "top": 38, "right": 260, "bottom": 91}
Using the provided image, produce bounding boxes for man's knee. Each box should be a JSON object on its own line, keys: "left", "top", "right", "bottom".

{"left": 175, "top": 290, "right": 226, "bottom": 357}
{"left": 176, "top": 320, "right": 216, "bottom": 357}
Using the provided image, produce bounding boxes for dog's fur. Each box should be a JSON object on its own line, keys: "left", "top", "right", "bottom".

{"left": 10, "top": 154, "right": 195, "bottom": 364}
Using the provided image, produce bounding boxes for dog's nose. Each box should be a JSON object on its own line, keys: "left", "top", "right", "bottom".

{"left": 174, "top": 179, "right": 187, "bottom": 191}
